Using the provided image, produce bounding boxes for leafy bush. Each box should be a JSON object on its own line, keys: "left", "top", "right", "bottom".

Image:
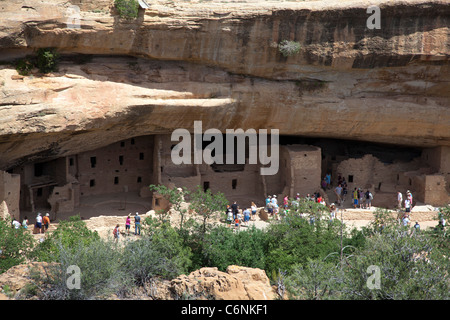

{"left": 15, "top": 58, "right": 34, "bottom": 76}
{"left": 114, "top": 0, "right": 139, "bottom": 19}
{"left": 264, "top": 214, "right": 344, "bottom": 274}
{"left": 36, "top": 239, "right": 130, "bottom": 300}
{"left": 285, "top": 258, "right": 343, "bottom": 300}
{"left": 32, "top": 215, "right": 100, "bottom": 263}
{"left": 201, "top": 226, "right": 267, "bottom": 272}
{"left": 0, "top": 218, "right": 35, "bottom": 274}
{"left": 14, "top": 48, "right": 60, "bottom": 75}
{"left": 284, "top": 222, "right": 450, "bottom": 300}
{"left": 36, "top": 48, "right": 59, "bottom": 73}
{"left": 122, "top": 223, "right": 192, "bottom": 284}
{"left": 278, "top": 40, "right": 301, "bottom": 57}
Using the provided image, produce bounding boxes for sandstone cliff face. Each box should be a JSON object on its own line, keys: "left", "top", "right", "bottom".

{"left": 0, "top": 0, "right": 449, "bottom": 169}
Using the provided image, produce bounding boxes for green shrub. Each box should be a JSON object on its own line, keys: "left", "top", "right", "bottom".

{"left": 264, "top": 215, "right": 344, "bottom": 274}
{"left": 122, "top": 223, "right": 192, "bottom": 283}
{"left": 0, "top": 218, "right": 35, "bottom": 274}
{"left": 278, "top": 40, "right": 301, "bottom": 57}
{"left": 285, "top": 223, "right": 449, "bottom": 300}
{"left": 202, "top": 226, "right": 267, "bottom": 272}
{"left": 35, "top": 48, "right": 59, "bottom": 73}
{"left": 285, "top": 258, "right": 343, "bottom": 300}
{"left": 14, "top": 48, "right": 60, "bottom": 75}
{"left": 15, "top": 58, "right": 34, "bottom": 76}
{"left": 114, "top": 0, "right": 139, "bottom": 19}
{"left": 31, "top": 215, "right": 100, "bottom": 263}
{"left": 36, "top": 238, "right": 130, "bottom": 300}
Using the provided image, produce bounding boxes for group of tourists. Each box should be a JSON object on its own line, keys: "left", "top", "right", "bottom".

{"left": 397, "top": 190, "right": 414, "bottom": 213}
{"left": 226, "top": 201, "right": 258, "bottom": 230}
{"left": 11, "top": 213, "right": 51, "bottom": 234}
{"left": 113, "top": 212, "right": 141, "bottom": 241}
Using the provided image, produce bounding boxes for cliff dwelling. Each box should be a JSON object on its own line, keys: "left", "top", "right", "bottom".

{"left": 0, "top": 0, "right": 449, "bottom": 222}
{"left": 1, "top": 133, "right": 449, "bottom": 222}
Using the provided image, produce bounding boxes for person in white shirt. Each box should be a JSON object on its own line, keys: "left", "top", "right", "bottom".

{"left": 251, "top": 202, "right": 257, "bottom": 221}
{"left": 397, "top": 192, "right": 403, "bottom": 209}
{"left": 404, "top": 199, "right": 411, "bottom": 214}
{"left": 402, "top": 215, "right": 410, "bottom": 227}
{"left": 36, "top": 213, "right": 43, "bottom": 233}
{"left": 12, "top": 218, "right": 21, "bottom": 229}
{"left": 271, "top": 195, "right": 277, "bottom": 205}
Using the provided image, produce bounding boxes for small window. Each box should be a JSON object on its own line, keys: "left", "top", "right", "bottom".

{"left": 203, "top": 181, "right": 210, "bottom": 192}
{"left": 90, "top": 179, "right": 95, "bottom": 187}
{"left": 114, "top": 177, "right": 119, "bottom": 185}
{"left": 37, "top": 188, "right": 43, "bottom": 197}
{"left": 232, "top": 179, "right": 237, "bottom": 190}
{"left": 348, "top": 175, "right": 353, "bottom": 183}
{"left": 137, "top": 176, "right": 142, "bottom": 183}
{"left": 90, "top": 157, "right": 96, "bottom": 168}
{"left": 34, "top": 163, "right": 44, "bottom": 177}
{"left": 139, "top": 153, "right": 144, "bottom": 160}
{"left": 69, "top": 158, "right": 74, "bottom": 166}
{"left": 120, "top": 141, "right": 125, "bottom": 147}
{"left": 131, "top": 138, "right": 135, "bottom": 145}
{"left": 119, "top": 155, "right": 124, "bottom": 165}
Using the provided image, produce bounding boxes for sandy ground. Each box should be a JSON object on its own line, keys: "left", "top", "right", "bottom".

{"left": 22, "top": 192, "right": 443, "bottom": 241}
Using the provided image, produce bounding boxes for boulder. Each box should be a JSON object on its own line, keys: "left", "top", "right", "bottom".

{"left": 170, "top": 266, "right": 276, "bottom": 300}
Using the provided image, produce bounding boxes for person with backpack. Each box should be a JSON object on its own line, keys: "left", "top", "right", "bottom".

{"left": 134, "top": 212, "right": 141, "bottom": 235}
{"left": 365, "top": 190, "right": 373, "bottom": 209}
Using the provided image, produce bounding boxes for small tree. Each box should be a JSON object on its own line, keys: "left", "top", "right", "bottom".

{"left": 149, "top": 184, "right": 189, "bottom": 230}
{"left": 188, "top": 186, "right": 228, "bottom": 238}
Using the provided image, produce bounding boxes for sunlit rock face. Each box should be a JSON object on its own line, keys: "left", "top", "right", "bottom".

{"left": 0, "top": 0, "right": 449, "bottom": 169}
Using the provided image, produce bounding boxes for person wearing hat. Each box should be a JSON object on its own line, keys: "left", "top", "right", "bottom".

{"left": 406, "top": 191, "right": 413, "bottom": 207}
{"left": 42, "top": 213, "right": 50, "bottom": 232}
{"left": 271, "top": 195, "right": 277, "bottom": 206}
{"left": 134, "top": 212, "right": 141, "bottom": 235}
